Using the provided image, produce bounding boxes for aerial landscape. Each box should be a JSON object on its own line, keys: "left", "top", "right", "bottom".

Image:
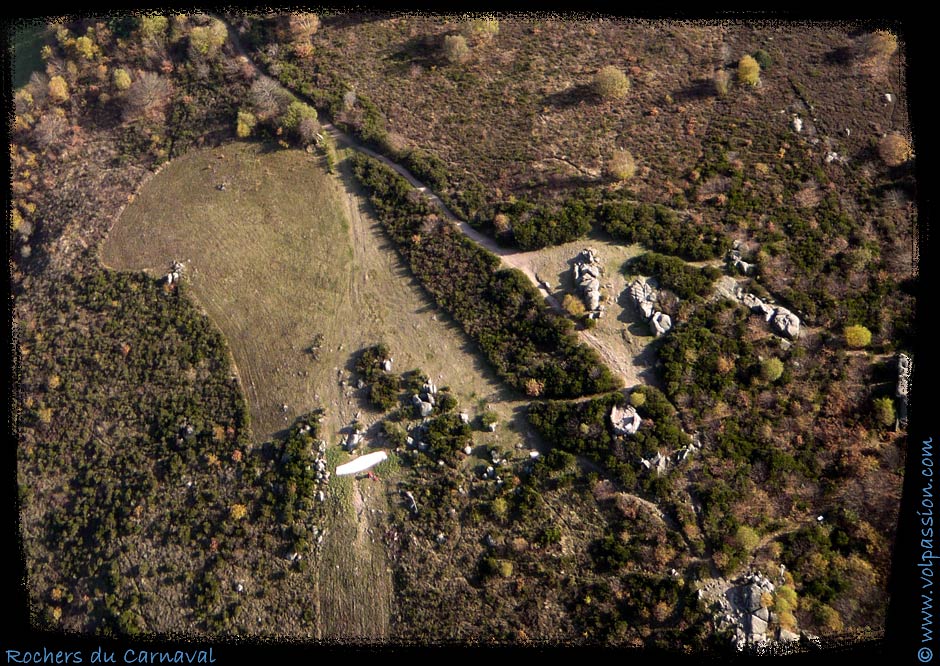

{"left": 7, "top": 11, "right": 922, "bottom": 657}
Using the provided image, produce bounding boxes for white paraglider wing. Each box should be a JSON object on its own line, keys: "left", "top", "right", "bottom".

{"left": 335, "top": 451, "right": 388, "bottom": 476}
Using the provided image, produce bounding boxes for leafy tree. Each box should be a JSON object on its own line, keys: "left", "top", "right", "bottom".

{"left": 593, "top": 65, "right": 630, "bottom": 99}
{"left": 562, "top": 293, "right": 586, "bottom": 317}
{"left": 236, "top": 109, "right": 257, "bottom": 138}
{"left": 281, "top": 100, "right": 319, "bottom": 144}
{"left": 188, "top": 19, "right": 227, "bottom": 59}
{"left": 74, "top": 35, "right": 97, "bottom": 60}
{"left": 844, "top": 324, "right": 872, "bottom": 349}
{"left": 461, "top": 16, "right": 499, "bottom": 41}
{"left": 369, "top": 373, "right": 400, "bottom": 411}
{"left": 752, "top": 49, "right": 772, "bottom": 70}
{"left": 112, "top": 67, "right": 131, "bottom": 91}
{"left": 443, "top": 34, "right": 470, "bottom": 64}
{"left": 737, "top": 55, "right": 760, "bottom": 86}
{"left": 735, "top": 525, "right": 760, "bottom": 552}
{"left": 480, "top": 409, "right": 498, "bottom": 429}
{"left": 878, "top": 133, "right": 912, "bottom": 167}
{"left": 873, "top": 396, "right": 896, "bottom": 427}
{"left": 608, "top": 149, "right": 636, "bottom": 181}
{"left": 48, "top": 76, "right": 69, "bottom": 104}
{"left": 760, "top": 357, "right": 784, "bottom": 383}
{"left": 626, "top": 252, "right": 721, "bottom": 299}
{"left": 139, "top": 15, "right": 169, "bottom": 41}
{"left": 813, "top": 603, "right": 844, "bottom": 633}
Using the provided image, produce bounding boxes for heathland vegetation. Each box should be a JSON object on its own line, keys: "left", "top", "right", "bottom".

{"left": 11, "top": 12, "right": 916, "bottom": 651}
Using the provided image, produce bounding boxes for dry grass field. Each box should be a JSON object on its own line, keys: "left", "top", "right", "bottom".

{"left": 102, "top": 141, "right": 528, "bottom": 447}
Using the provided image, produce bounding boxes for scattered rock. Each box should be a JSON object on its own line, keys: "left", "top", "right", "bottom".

{"left": 898, "top": 352, "right": 912, "bottom": 423}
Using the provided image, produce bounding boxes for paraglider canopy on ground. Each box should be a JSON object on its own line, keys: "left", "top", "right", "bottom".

{"left": 335, "top": 451, "right": 388, "bottom": 476}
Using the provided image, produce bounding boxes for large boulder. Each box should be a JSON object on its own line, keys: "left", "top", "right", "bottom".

{"left": 748, "top": 613, "right": 768, "bottom": 637}
{"left": 651, "top": 312, "right": 672, "bottom": 336}
{"left": 610, "top": 404, "right": 641, "bottom": 435}
{"left": 771, "top": 308, "right": 801, "bottom": 339}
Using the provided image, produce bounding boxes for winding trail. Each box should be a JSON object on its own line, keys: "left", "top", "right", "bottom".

{"left": 321, "top": 121, "right": 649, "bottom": 385}
{"left": 222, "top": 19, "right": 640, "bottom": 388}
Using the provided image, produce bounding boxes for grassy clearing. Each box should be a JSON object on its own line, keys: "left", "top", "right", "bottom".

{"left": 509, "top": 231, "right": 657, "bottom": 387}
{"left": 102, "top": 141, "right": 526, "bottom": 448}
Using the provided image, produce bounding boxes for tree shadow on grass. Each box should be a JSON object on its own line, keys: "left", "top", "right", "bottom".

{"left": 542, "top": 83, "right": 595, "bottom": 109}
{"left": 673, "top": 78, "right": 716, "bottom": 103}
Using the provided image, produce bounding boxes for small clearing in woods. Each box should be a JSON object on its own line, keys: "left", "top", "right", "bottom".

{"left": 502, "top": 233, "right": 658, "bottom": 388}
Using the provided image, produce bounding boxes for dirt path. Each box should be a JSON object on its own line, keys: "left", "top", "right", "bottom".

{"left": 222, "top": 17, "right": 649, "bottom": 391}
{"left": 324, "top": 123, "right": 648, "bottom": 388}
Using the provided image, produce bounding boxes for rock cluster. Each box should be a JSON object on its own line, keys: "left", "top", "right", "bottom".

{"left": 717, "top": 276, "right": 801, "bottom": 340}
{"left": 164, "top": 261, "right": 184, "bottom": 285}
{"left": 626, "top": 277, "right": 672, "bottom": 336}
{"left": 411, "top": 381, "right": 438, "bottom": 418}
{"left": 898, "top": 352, "right": 912, "bottom": 424}
{"left": 698, "top": 571, "right": 804, "bottom": 652}
{"left": 572, "top": 248, "right": 604, "bottom": 318}
{"left": 638, "top": 434, "right": 701, "bottom": 474}
{"left": 728, "top": 240, "right": 755, "bottom": 276}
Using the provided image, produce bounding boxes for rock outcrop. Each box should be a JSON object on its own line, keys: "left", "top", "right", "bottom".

{"left": 164, "top": 260, "right": 184, "bottom": 285}
{"left": 728, "top": 241, "right": 755, "bottom": 276}
{"left": 716, "top": 276, "right": 801, "bottom": 340}
{"left": 898, "top": 352, "right": 912, "bottom": 424}
{"left": 698, "top": 570, "right": 805, "bottom": 652}
{"left": 411, "top": 381, "right": 438, "bottom": 419}
{"left": 638, "top": 434, "right": 702, "bottom": 474}
{"left": 572, "top": 248, "right": 604, "bottom": 318}
{"left": 610, "top": 404, "right": 641, "bottom": 435}
{"left": 626, "top": 277, "right": 672, "bottom": 337}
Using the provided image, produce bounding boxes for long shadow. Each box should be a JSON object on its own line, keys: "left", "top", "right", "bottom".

{"left": 824, "top": 46, "right": 854, "bottom": 65}
{"left": 384, "top": 34, "right": 441, "bottom": 71}
{"left": 543, "top": 83, "right": 595, "bottom": 109}
{"left": 331, "top": 156, "right": 526, "bottom": 405}
{"left": 673, "top": 78, "right": 715, "bottom": 103}
{"left": 615, "top": 284, "right": 664, "bottom": 389}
